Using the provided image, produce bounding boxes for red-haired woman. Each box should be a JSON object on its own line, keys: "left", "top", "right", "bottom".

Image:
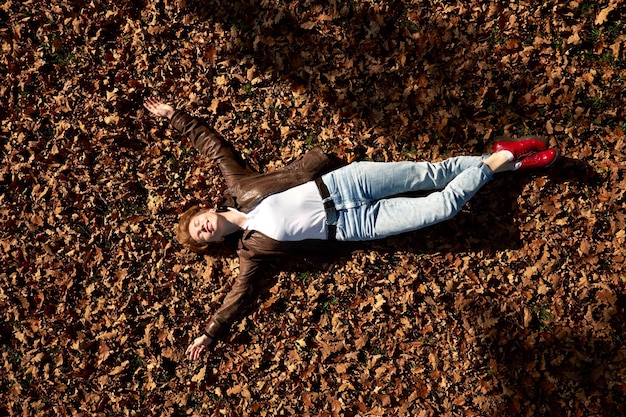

{"left": 144, "top": 97, "right": 557, "bottom": 361}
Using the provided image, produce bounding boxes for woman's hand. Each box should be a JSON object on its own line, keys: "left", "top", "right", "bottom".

{"left": 186, "top": 334, "right": 213, "bottom": 361}
{"left": 143, "top": 97, "right": 175, "bottom": 119}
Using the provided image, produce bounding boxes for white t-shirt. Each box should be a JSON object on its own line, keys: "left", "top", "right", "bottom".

{"left": 242, "top": 181, "right": 327, "bottom": 241}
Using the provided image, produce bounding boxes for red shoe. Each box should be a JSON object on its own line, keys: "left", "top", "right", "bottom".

{"left": 493, "top": 136, "right": 549, "bottom": 159}
{"left": 518, "top": 148, "right": 559, "bottom": 170}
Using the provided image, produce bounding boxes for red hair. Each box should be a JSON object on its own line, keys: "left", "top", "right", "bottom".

{"left": 177, "top": 205, "right": 211, "bottom": 253}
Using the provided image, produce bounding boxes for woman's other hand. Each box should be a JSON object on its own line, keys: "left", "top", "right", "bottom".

{"left": 143, "top": 97, "right": 175, "bottom": 119}
{"left": 186, "top": 334, "right": 213, "bottom": 361}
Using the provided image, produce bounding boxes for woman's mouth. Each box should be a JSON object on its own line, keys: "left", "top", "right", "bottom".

{"left": 206, "top": 219, "right": 213, "bottom": 234}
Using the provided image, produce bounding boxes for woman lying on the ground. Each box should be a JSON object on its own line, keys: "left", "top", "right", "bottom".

{"left": 143, "top": 97, "right": 558, "bottom": 361}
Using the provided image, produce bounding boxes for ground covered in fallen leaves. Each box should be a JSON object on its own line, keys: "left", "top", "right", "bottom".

{"left": 2, "top": 0, "right": 625, "bottom": 416}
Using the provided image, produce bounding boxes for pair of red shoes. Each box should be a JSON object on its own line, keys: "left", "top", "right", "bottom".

{"left": 493, "top": 136, "right": 559, "bottom": 170}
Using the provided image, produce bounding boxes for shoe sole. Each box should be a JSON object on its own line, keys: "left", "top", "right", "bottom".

{"left": 494, "top": 135, "right": 550, "bottom": 148}
{"left": 493, "top": 135, "right": 551, "bottom": 161}
{"left": 545, "top": 148, "right": 559, "bottom": 168}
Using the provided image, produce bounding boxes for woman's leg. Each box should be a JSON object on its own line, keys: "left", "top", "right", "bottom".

{"left": 322, "top": 156, "right": 485, "bottom": 207}
{"left": 330, "top": 161, "right": 499, "bottom": 241}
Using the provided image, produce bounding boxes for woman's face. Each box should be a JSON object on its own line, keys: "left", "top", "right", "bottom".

{"left": 188, "top": 209, "right": 225, "bottom": 244}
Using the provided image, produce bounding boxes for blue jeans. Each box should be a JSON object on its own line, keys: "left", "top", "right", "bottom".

{"left": 320, "top": 156, "right": 494, "bottom": 241}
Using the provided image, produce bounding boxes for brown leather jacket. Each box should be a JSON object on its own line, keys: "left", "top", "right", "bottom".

{"left": 171, "top": 110, "right": 341, "bottom": 339}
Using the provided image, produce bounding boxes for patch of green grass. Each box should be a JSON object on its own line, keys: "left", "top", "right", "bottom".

{"left": 599, "top": 52, "right": 616, "bottom": 65}
{"left": 516, "top": 125, "right": 533, "bottom": 137}
{"left": 8, "top": 349, "right": 23, "bottom": 365}
{"left": 522, "top": 33, "right": 535, "bottom": 47}
{"left": 589, "top": 27, "right": 602, "bottom": 43}
{"left": 372, "top": 346, "right": 386, "bottom": 356}
{"left": 17, "top": 83, "right": 37, "bottom": 101}
{"left": 587, "top": 96, "right": 606, "bottom": 111}
{"left": 318, "top": 295, "right": 339, "bottom": 313}
{"left": 486, "top": 102, "right": 500, "bottom": 115}
{"left": 577, "top": 19, "right": 624, "bottom": 67}
{"left": 402, "top": 143, "right": 418, "bottom": 159}
{"left": 20, "top": 373, "right": 34, "bottom": 390}
{"left": 235, "top": 109, "right": 255, "bottom": 124}
{"left": 43, "top": 32, "right": 75, "bottom": 66}
{"left": 532, "top": 302, "right": 552, "bottom": 331}
{"left": 305, "top": 129, "right": 318, "bottom": 147}
{"left": 297, "top": 271, "right": 311, "bottom": 285}
{"left": 579, "top": 1, "right": 597, "bottom": 17}
{"left": 488, "top": 27, "right": 505, "bottom": 46}
{"left": 605, "top": 22, "right": 624, "bottom": 42}
{"left": 187, "top": 393, "right": 204, "bottom": 411}
{"left": 120, "top": 201, "right": 142, "bottom": 216}
{"left": 128, "top": 352, "right": 144, "bottom": 371}
{"left": 241, "top": 82, "right": 256, "bottom": 97}
{"left": 48, "top": 47, "right": 75, "bottom": 65}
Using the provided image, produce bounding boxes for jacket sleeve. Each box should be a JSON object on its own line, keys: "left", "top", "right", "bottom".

{"left": 204, "top": 255, "right": 261, "bottom": 339}
{"left": 170, "top": 110, "right": 257, "bottom": 188}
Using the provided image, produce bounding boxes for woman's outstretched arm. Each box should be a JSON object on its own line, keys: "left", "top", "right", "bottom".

{"left": 143, "top": 96, "right": 257, "bottom": 189}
